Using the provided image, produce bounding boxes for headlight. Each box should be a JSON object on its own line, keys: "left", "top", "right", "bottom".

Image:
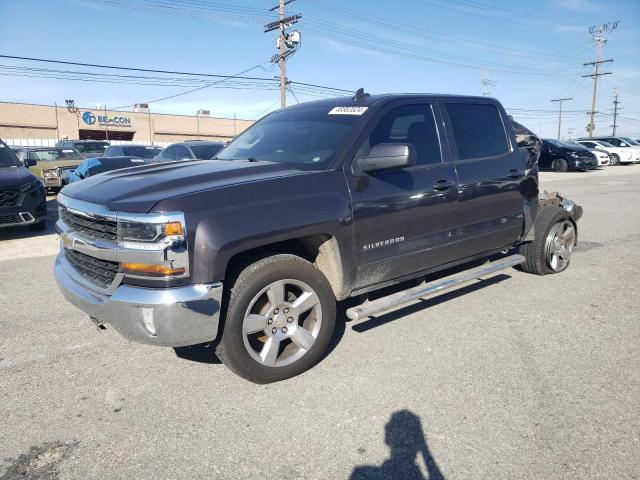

{"left": 117, "top": 217, "right": 185, "bottom": 249}
{"left": 18, "top": 179, "right": 43, "bottom": 192}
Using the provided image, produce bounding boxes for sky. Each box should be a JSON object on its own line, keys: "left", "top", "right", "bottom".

{"left": 0, "top": 0, "right": 639, "bottom": 139}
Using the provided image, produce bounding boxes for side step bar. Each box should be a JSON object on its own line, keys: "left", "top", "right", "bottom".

{"left": 346, "top": 254, "right": 525, "bottom": 321}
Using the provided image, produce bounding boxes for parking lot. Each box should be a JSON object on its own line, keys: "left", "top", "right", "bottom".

{"left": 1, "top": 167, "right": 639, "bottom": 479}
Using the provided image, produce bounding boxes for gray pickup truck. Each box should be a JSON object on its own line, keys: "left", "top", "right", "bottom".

{"left": 55, "top": 93, "right": 582, "bottom": 383}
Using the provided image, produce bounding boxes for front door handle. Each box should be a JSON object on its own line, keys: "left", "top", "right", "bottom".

{"left": 506, "top": 169, "right": 523, "bottom": 179}
{"left": 432, "top": 179, "right": 456, "bottom": 191}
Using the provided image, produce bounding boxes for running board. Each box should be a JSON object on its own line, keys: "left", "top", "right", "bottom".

{"left": 346, "top": 254, "right": 525, "bottom": 321}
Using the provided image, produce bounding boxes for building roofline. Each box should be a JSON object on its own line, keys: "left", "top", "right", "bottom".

{"left": 0, "top": 101, "right": 253, "bottom": 122}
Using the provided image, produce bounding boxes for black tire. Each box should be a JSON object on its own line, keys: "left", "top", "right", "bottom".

{"left": 29, "top": 219, "right": 46, "bottom": 231}
{"left": 517, "top": 206, "right": 575, "bottom": 276}
{"left": 216, "top": 254, "right": 336, "bottom": 383}
{"left": 553, "top": 158, "right": 568, "bottom": 172}
{"left": 610, "top": 153, "right": 619, "bottom": 166}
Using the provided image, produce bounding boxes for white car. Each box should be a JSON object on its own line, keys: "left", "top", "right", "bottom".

{"left": 576, "top": 139, "right": 636, "bottom": 165}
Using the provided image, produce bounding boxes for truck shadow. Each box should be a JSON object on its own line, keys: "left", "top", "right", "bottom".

{"left": 350, "top": 409, "right": 445, "bottom": 480}
{"left": 349, "top": 274, "right": 511, "bottom": 334}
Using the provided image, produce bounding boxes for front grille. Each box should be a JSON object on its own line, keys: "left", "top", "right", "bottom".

{"left": 0, "top": 190, "right": 22, "bottom": 207}
{"left": 65, "top": 248, "right": 119, "bottom": 288}
{"left": 60, "top": 207, "right": 117, "bottom": 241}
{"left": 0, "top": 214, "right": 20, "bottom": 225}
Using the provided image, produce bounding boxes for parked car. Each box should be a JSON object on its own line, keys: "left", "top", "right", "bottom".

{"left": 152, "top": 140, "right": 225, "bottom": 163}
{"left": 55, "top": 140, "right": 110, "bottom": 158}
{"left": 575, "top": 139, "right": 635, "bottom": 165}
{"left": 63, "top": 156, "right": 147, "bottom": 185}
{"left": 103, "top": 144, "right": 162, "bottom": 159}
{"left": 0, "top": 139, "right": 47, "bottom": 231}
{"left": 577, "top": 136, "right": 640, "bottom": 163}
{"left": 55, "top": 93, "right": 583, "bottom": 383}
{"left": 566, "top": 142, "right": 610, "bottom": 166}
{"left": 13, "top": 147, "right": 84, "bottom": 191}
{"left": 539, "top": 139, "right": 597, "bottom": 172}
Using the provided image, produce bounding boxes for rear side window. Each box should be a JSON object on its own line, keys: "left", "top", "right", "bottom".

{"left": 176, "top": 145, "right": 192, "bottom": 159}
{"left": 357, "top": 104, "right": 442, "bottom": 166}
{"left": 163, "top": 146, "right": 178, "bottom": 160}
{"left": 446, "top": 103, "right": 509, "bottom": 160}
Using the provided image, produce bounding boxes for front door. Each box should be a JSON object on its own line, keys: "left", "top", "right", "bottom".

{"left": 347, "top": 101, "right": 459, "bottom": 290}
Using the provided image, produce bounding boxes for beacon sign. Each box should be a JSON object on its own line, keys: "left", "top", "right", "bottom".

{"left": 81, "top": 111, "right": 132, "bottom": 128}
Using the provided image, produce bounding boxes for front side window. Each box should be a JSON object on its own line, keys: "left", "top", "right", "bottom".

{"left": 217, "top": 105, "right": 362, "bottom": 169}
{"left": 191, "top": 144, "right": 223, "bottom": 160}
{"left": 356, "top": 104, "right": 442, "bottom": 166}
{"left": 74, "top": 142, "right": 108, "bottom": 154}
{"left": 163, "top": 146, "right": 178, "bottom": 160}
{"left": 446, "top": 103, "right": 510, "bottom": 160}
{"left": 176, "top": 145, "right": 192, "bottom": 159}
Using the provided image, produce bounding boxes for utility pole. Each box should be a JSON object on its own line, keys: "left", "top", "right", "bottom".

{"left": 551, "top": 97, "right": 572, "bottom": 140}
{"left": 583, "top": 21, "right": 618, "bottom": 137}
{"left": 611, "top": 90, "right": 620, "bottom": 136}
{"left": 264, "top": 0, "right": 301, "bottom": 109}
{"left": 481, "top": 68, "right": 496, "bottom": 97}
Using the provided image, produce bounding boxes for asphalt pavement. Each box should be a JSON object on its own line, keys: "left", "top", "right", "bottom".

{"left": 1, "top": 167, "right": 639, "bottom": 479}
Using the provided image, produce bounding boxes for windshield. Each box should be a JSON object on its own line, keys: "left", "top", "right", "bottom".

{"left": 191, "top": 144, "right": 224, "bottom": 160}
{"left": 620, "top": 137, "right": 640, "bottom": 146}
{"left": 121, "top": 146, "right": 161, "bottom": 158}
{"left": 545, "top": 139, "right": 566, "bottom": 148}
{"left": 0, "top": 143, "right": 21, "bottom": 167}
{"left": 31, "top": 149, "right": 82, "bottom": 161}
{"left": 74, "top": 142, "right": 108, "bottom": 154}
{"left": 217, "top": 106, "right": 361, "bottom": 168}
{"left": 566, "top": 142, "right": 588, "bottom": 150}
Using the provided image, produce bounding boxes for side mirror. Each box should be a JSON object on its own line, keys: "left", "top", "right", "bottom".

{"left": 24, "top": 158, "right": 37, "bottom": 167}
{"left": 357, "top": 143, "right": 416, "bottom": 174}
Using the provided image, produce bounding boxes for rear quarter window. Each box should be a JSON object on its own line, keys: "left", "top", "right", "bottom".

{"left": 446, "top": 103, "right": 510, "bottom": 160}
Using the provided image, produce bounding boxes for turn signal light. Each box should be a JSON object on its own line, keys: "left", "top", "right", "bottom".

{"left": 121, "top": 262, "right": 185, "bottom": 277}
{"left": 164, "top": 222, "right": 183, "bottom": 236}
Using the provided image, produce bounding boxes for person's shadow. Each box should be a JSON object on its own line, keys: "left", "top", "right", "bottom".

{"left": 350, "top": 410, "right": 445, "bottom": 480}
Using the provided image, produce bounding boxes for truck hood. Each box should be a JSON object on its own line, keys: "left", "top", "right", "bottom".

{"left": 61, "top": 159, "right": 308, "bottom": 212}
{"left": 0, "top": 166, "right": 38, "bottom": 189}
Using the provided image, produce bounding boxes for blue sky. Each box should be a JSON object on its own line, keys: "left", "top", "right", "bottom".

{"left": 0, "top": 0, "right": 638, "bottom": 138}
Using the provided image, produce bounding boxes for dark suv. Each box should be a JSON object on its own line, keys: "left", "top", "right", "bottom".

{"left": 55, "top": 140, "right": 110, "bottom": 158}
{"left": 152, "top": 140, "right": 225, "bottom": 163}
{"left": 0, "top": 140, "right": 47, "bottom": 231}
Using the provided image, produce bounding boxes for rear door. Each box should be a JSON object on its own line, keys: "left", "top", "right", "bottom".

{"left": 441, "top": 99, "right": 524, "bottom": 258}
{"left": 347, "top": 99, "right": 459, "bottom": 290}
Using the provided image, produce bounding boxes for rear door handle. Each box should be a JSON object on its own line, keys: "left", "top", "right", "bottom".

{"left": 432, "top": 179, "right": 456, "bottom": 191}
{"left": 506, "top": 169, "right": 523, "bottom": 179}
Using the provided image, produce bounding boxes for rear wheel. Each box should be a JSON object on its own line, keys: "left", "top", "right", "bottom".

{"left": 216, "top": 254, "right": 336, "bottom": 383}
{"left": 552, "top": 158, "right": 568, "bottom": 172}
{"left": 518, "top": 206, "right": 576, "bottom": 275}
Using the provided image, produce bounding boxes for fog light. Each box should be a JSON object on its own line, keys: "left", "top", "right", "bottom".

{"left": 121, "top": 262, "right": 185, "bottom": 277}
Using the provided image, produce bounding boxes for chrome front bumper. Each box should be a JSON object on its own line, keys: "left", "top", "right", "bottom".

{"left": 54, "top": 252, "right": 223, "bottom": 347}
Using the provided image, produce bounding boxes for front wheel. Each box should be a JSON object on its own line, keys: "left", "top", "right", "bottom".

{"left": 552, "top": 158, "right": 568, "bottom": 172}
{"left": 610, "top": 153, "right": 619, "bottom": 166}
{"left": 518, "top": 206, "right": 576, "bottom": 275}
{"left": 216, "top": 254, "right": 336, "bottom": 383}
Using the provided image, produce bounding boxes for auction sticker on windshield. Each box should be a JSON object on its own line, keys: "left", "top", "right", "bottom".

{"left": 328, "top": 106, "right": 368, "bottom": 115}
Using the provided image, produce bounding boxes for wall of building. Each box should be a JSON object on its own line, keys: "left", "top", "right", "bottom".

{"left": 0, "top": 101, "right": 253, "bottom": 144}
